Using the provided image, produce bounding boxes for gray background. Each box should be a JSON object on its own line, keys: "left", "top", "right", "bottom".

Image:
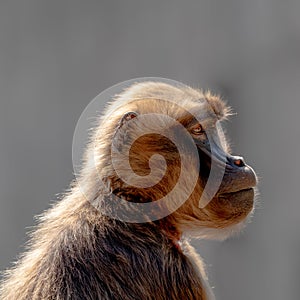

{"left": 0, "top": 1, "right": 300, "bottom": 299}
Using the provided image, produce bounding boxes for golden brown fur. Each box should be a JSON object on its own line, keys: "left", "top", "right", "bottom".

{"left": 0, "top": 82, "right": 257, "bottom": 299}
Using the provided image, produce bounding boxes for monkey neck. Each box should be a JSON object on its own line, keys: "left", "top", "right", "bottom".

{"left": 93, "top": 188, "right": 183, "bottom": 248}
{"left": 157, "top": 217, "right": 182, "bottom": 250}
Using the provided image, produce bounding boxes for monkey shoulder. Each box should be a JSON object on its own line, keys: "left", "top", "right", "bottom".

{"left": 53, "top": 218, "right": 206, "bottom": 299}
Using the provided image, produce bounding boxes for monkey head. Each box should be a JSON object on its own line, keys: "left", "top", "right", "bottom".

{"left": 86, "top": 81, "right": 257, "bottom": 240}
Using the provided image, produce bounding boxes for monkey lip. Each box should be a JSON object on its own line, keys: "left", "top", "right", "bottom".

{"left": 218, "top": 187, "right": 254, "bottom": 198}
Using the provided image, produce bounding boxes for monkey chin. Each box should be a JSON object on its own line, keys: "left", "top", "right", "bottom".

{"left": 216, "top": 187, "right": 255, "bottom": 217}
{"left": 185, "top": 187, "right": 257, "bottom": 241}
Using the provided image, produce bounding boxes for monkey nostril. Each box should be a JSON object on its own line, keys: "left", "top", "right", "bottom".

{"left": 233, "top": 158, "right": 245, "bottom": 167}
{"left": 227, "top": 155, "right": 246, "bottom": 168}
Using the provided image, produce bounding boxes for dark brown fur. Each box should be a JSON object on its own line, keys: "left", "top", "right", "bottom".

{"left": 0, "top": 82, "right": 257, "bottom": 299}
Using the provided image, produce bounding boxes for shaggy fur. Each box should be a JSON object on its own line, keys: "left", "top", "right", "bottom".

{"left": 0, "top": 82, "right": 257, "bottom": 300}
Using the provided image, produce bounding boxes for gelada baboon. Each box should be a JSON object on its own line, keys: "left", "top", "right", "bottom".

{"left": 0, "top": 82, "right": 257, "bottom": 300}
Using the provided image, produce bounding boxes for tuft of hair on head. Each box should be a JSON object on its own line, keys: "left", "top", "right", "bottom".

{"left": 203, "top": 90, "right": 234, "bottom": 120}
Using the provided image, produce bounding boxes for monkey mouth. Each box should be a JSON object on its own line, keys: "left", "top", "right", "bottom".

{"left": 218, "top": 187, "right": 254, "bottom": 198}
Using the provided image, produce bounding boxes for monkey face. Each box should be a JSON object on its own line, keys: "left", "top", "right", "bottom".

{"left": 176, "top": 109, "right": 257, "bottom": 236}
{"left": 174, "top": 114, "right": 256, "bottom": 234}
{"left": 95, "top": 82, "right": 257, "bottom": 237}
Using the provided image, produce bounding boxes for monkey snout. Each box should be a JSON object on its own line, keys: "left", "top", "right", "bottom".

{"left": 217, "top": 161, "right": 257, "bottom": 195}
{"left": 226, "top": 155, "right": 257, "bottom": 185}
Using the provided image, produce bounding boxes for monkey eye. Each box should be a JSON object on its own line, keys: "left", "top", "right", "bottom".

{"left": 191, "top": 124, "right": 204, "bottom": 135}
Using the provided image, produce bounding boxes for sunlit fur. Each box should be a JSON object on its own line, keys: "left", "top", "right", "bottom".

{"left": 0, "top": 82, "right": 256, "bottom": 300}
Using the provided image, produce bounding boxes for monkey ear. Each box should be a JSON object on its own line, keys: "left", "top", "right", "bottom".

{"left": 118, "top": 111, "right": 139, "bottom": 128}
{"left": 113, "top": 112, "right": 139, "bottom": 152}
